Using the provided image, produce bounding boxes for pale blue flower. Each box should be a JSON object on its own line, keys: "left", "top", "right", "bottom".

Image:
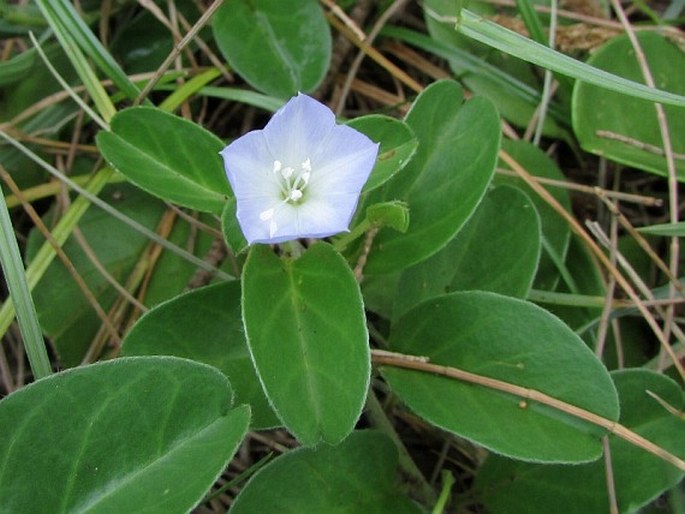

{"left": 220, "top": 93, "right": 379, "bottom": 245}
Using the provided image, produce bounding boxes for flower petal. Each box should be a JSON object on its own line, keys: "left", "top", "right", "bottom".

{"left": 262, "top": 93, "right": 337, "bottom": 165}
{"left": 295, "top": 193, "right": 362, "bottom": 236}
{"left": 233, "top": 196, "right": 286, "bottom": 244}
{"left": 220, "top": 130, "right": 281, "bottom": 200}
{"left": 308, "top": 127, "right": 379, "bottom": 195}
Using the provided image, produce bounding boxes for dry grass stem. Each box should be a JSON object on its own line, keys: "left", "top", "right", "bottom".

{"left": 372, "top": 350, "right": 685, "bottom": 471}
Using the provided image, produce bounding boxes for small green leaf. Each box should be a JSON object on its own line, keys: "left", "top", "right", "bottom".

{"left": 347, "top": 115, "right": 418, "bottom": 193}
{"left": 0, "top": 356, "right": 250, "bottom": 513}
{"left": 121, "top": 282, "right": 279, "bottom": 429}
{"left": 241, "top": 243, "right": 370, "bottom": 445}
{"left": 394, "top": 186, "right": 541, "bottom": 319}
{"left": 475, "top": 369, "right": 684, "bottom": 514}
{"left": 367, "top": 201, "right": 410, "bottom": 233}
{"left": 230, "top": 431, "right": 423, "bottom": 514}
{"left": 382, "top": 291, "right": 620, "bottom": 463}
{"left": 572, "top": 32, "right": 685, "bottom": 178}
{"left": 212, "top": 0, "right": 331, "bottom": 99}
{"left": 365, "top": 80, "right": 500, "bottom": 274}
{"left": 97, "top": 107, "right": 230, "bottom": 213}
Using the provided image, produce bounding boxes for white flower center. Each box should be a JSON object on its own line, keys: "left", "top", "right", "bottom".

{"left": 259, "top": 157, "right": 313, "bottom": 238}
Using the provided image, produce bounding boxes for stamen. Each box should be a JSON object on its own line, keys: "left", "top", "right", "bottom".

{"left": 263, "top": 156, "right": 313, "bottom": 234}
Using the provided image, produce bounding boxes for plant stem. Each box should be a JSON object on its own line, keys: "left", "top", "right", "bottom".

{"left": 332, "top": 219, "right": 371, "bottom": 252}
{"left": 431, "top": 470, "right": 455, "bottom": 514}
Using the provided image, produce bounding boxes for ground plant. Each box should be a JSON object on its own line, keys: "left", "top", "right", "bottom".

{"left": 0, "top": 0, "right": 683, "bottom": 512}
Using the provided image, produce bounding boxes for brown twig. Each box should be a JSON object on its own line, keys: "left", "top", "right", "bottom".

{"left": 372, "top": 349, "right": 685, "bottom": 471}
{"left": 134, "top": 0, "right": 224, "bottom": 105}
{"left": 596, "top": 191, "right": 685, "bottom": 296}
{"left": 603, "top": 437, "right": 619, "bottom": 514}
{"left": 496, "top": 167, "right": 663, "bottom": 207}
{"left": 607, "top": 0, "right": 680, "bottom": 373}
{"left": 336, "top": 0, "right": 411, "bottom": 114}
{"left": 326, "top": 13, "right": 423, "bottom": 94}
{"left": 354, "top": 226, "right": 379, "bottom": 281}
{"left": 596, "top": 130, "right": 685, "bottom": 161}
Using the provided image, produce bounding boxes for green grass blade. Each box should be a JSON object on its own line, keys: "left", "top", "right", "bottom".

{"left": 159, "top": 68, "right": 222, "bottom": 113}
{"left": 637, "top": 221, "right": 685, "bottom": 236}
{"left": 172, "top": 86, "right": 285, "bottom": 112}
{"left": 29, "top": 32, "right": 108, "bottom": 130}
{"left": 382, "top": 25, "right": 569, "bottom": 123}
{"left": 0, "top": 132, "right": 232, "bottom": 284}
{"left": 0, "top": 47, "right": 36, "bottom": 86}
{"left": 515, "top": 0, "right": 546, "bottom": 44}
{"left": 0, "top": 178, "right": 52, "bottom": 379}
{"left": 35, "top": 0, "right": 146, "bottom": 105}
{"left": 452, "top": 9, "right": 685, "bottom": 107}
{"left": 34, "top": 3, "right": 116, "bottom": 123}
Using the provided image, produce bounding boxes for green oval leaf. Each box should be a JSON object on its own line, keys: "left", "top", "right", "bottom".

{"left": 495, "top": 139, "right": 572, "bottom": 290}
{"left": 382, "top": 291, "right": 620, "bottom": 463}
{"left": 475, "top": 369, "right": 684, "bottom": 514}
{"left": 394, "top": 186, "right": 541, "bottom": 319}
{"left": 572, "top": 32, "right": 685, "bottom": 179}
{"left": 212, "top": 0, "right": 331, "bottom": 99}
{"left": 121, "top": 282, "right": 279, "bottom": 429}
{"left": 347, "top": 114, "right": 418, "bottom": 193}
{"left": 364, "top": 80, "right": 500, "bottom": 274}
{"left": 96, "top": 107, "right": 230, "bottom": 213}
{"left": 241, "top": 243, "right": 370, "bottom": 445}
{"left": 0, "top": 356, "right": 250, "bottom": 513}
{"left": 230, "top": 431, "right": 423, "bottom": 514}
